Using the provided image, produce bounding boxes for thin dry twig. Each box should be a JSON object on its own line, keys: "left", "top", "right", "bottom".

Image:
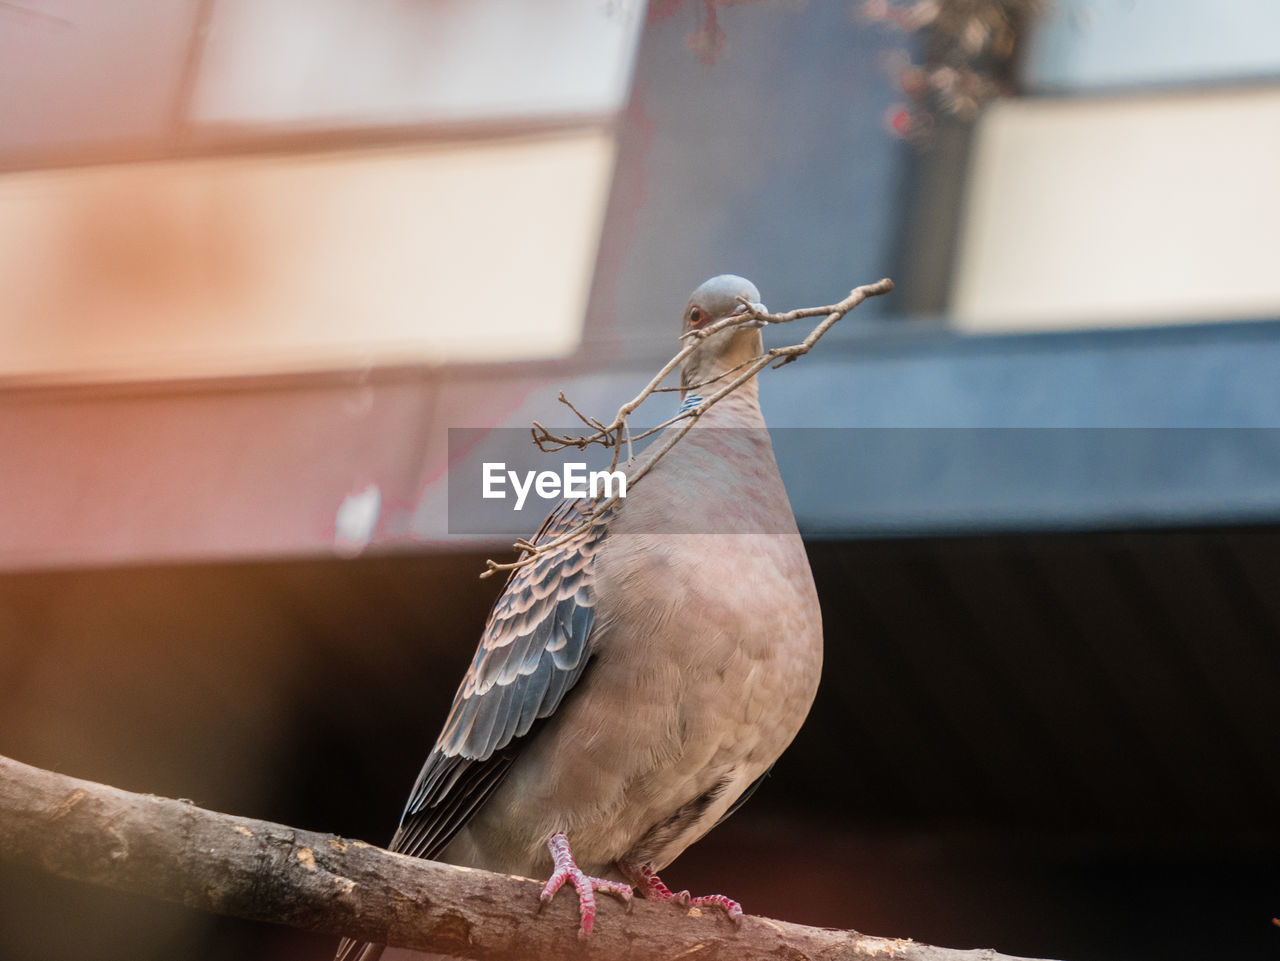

{"left": 480, "top": 277, "right": 895, "bottom": 579}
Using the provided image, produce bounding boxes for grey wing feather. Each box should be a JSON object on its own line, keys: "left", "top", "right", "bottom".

{"left": 334, "top": 501, "right": 610, "bottom": 961}
{"left": 333, "top": 939, "right": 383, "bottom": 961}
{"left": 389, "top": 498, "right": 611, "bottom": 861}
{"left": 711, "top": 764, "right": 773, "bottom": 831}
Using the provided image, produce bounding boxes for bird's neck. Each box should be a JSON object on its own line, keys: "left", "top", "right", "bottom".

{"left": 680, "top": 374, "right": 764, "bottom": 429}
{"left": 678, "top": 327, "right": 765, "bottom": 426}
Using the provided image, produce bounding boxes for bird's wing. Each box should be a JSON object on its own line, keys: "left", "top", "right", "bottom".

{"left": 388, "top": 498, "right": 611, "bottom": 861}
{"left": 710, "top": 765, "right": 772, "bottom": 832}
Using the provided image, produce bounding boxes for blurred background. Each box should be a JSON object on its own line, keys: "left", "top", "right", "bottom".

{"left": 2, "top": 2, "right": 1280, "bottom": 959}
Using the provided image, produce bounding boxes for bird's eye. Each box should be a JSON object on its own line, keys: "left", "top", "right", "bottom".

{"left": 689, "top": 307, "right": 704, "bottom": 326}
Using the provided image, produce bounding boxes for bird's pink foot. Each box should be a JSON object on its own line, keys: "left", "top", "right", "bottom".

{"left": 539, "top": 832, "right": 633, "bottom": 939}
{"left": 620, "top": 861, "right": 744, "bottom": 926}
{"left": 681, "top": 892, "right": 744, "bottom": 923}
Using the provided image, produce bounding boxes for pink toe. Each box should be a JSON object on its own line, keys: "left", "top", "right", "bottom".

{"left": 541, "top": 834, "right": 633, "bottom": 938}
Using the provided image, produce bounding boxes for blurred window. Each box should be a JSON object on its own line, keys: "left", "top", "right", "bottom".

{"left": 0, "top": 0, "right": 645, "bottom": 382}
{"left": 1, "top": 0, "right": 643, "bottom": 163}
{"left": 946, "top": 0, "right": 1280, "bottom": 332}
{"left": 193, "top": 0, "right": 643, "bottom": 132}
{"left": 1024, "top": 0, "right": 1280, "bottom": 92}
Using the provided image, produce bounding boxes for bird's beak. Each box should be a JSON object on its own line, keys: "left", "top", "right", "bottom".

{"left": 732, "top": 301, "right": 769, "bottom": 328}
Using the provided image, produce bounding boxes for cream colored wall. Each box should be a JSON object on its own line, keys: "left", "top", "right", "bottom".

{"left": 951, "top": 84, "right": 1280, "bottom": 332}
{"left": 194, "top": 0, "right": 645, "bottom": 128}
{"left": 0, "top": 131, "right": 614, "bottom": 382}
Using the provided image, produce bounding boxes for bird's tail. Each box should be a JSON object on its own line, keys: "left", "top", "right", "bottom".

{"left": 333, "top": 936, "right": 385, "bottom": 961}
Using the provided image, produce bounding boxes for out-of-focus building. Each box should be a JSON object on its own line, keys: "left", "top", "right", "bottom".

{"left": 2, "top": 3, "right": 1279, "bottom": 960}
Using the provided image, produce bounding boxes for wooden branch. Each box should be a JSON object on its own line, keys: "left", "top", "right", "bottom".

{"left": 0, "top": 752, "right": 1061, "bottom": 961}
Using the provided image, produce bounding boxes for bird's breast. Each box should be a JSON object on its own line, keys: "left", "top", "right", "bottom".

{"left": 454, "top": 421, "right": 823, "bottom": 877}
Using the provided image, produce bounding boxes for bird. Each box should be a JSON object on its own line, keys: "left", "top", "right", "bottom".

{"left": 336, "top": 275, "right": 824, "bottom": 960}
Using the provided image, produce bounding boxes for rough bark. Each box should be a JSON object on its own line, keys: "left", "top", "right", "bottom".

{"left": 0, "top": 753, "right": 1060, "bottom": 961}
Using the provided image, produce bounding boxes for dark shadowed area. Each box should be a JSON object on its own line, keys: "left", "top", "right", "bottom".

{"left": 2, "top": 526, "right": 1278, "bottom": 961}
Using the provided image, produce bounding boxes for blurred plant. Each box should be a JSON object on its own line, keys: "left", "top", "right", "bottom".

{"left": 651, "top": 0, "right": 776, "bottom": 64}
{"left": 654, "top": 0, "right": 1043, "bottom": 136}
{"left": 857, "top": 0, "right": 1045, "bottom": 142}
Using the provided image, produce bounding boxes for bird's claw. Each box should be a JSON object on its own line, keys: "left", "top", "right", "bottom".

{"left": 685, "top": 893, "right": 744, "bottom": 925}
{"left": 541, "top": 833, "right": 633, "bottom": 938}
{"left": 619, "top": 861, "right": 744, "bottom": 925}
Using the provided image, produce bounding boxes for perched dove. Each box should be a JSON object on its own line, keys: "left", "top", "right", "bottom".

{"left": 337, "top": 275, "right": 823, "bottom": 960}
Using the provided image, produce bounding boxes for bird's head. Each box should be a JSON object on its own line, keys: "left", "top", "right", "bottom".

{"left": 680, "top": 274, "right": 767, "bottom": 391}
